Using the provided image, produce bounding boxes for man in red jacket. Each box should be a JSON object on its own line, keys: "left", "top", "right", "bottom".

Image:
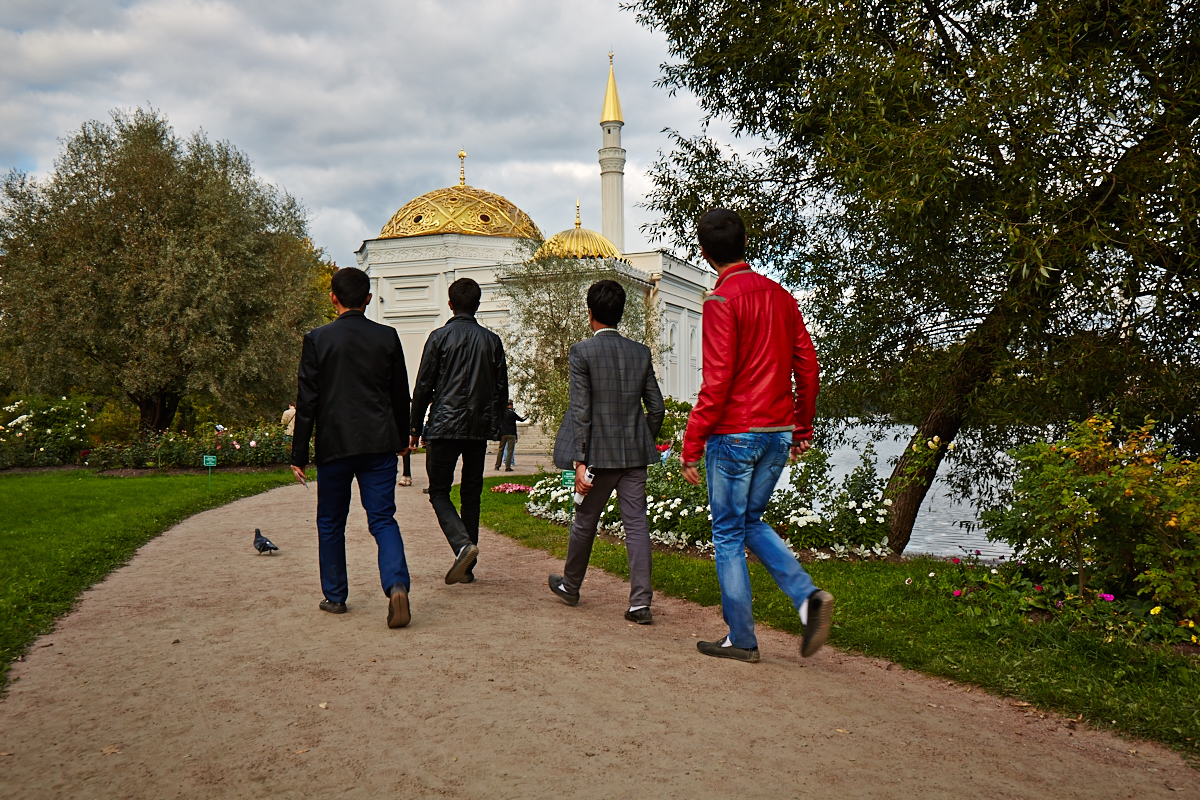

{"left": 682, "top": 208, "right": 833, "bottom": 662}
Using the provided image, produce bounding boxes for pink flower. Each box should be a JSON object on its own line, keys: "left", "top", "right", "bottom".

{"left": 952, "top": 590, "right": 962, "bottom": 597}
{"left": 1099, "top": 593, "right": 1114, "bottom": 602}
{"left": 974, "top": 550, "right": 981, "bottom": 555}
{"left": 951, "top": 557, "right": 961, "bottom": 564}
{"left": 250, "top": 441, "right": 257, "bottom": 447}
{"left": 234, "top": 442, "right": 241, "bottom": 450}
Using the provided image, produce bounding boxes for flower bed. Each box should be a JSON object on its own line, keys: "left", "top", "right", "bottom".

{"left": 85, "top": 422, "right": 297, "bottom": 469}
{"left": 491, "top": 483, "right": 532, "bottom": 494}
{"left": 0, "top": 397, "right": 96, "bottom": 468}
{"left": 525, "top": 449, "right": 892, "bottom": 560}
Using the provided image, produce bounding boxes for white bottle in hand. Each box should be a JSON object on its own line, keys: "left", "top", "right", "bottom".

{"left": 574, "top": 466, "right": 595, "bottom": 505}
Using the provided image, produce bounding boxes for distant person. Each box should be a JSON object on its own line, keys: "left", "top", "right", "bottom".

{"left": 290, "top": 267, "right": 413, "bottom": 629}
{"left": 281, "top": 402, "right": 296, "bottom": 436}
{"left": 494, "top": 400, "right": 527, "bottom": 471}
{"left": 411, "top": 278, "right": 508, "bottom": 585}
{"left": 681, "top": 208, "right": 831, "bottom": 662}
{"left": 549, "top": 280, "right": 665, "bottom": 624}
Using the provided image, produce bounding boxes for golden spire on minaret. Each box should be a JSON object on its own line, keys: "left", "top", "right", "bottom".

{"left": 601, "top": 52, "right": 623, "bottom": 123}
{"left": 575, "top": 198, "right": 581, "bottom": 228}
{"left": 459, "top": 149, "right": 467, "bottom": 185}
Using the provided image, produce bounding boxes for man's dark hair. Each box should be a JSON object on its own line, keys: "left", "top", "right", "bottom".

{"left": 697, "top": 208, "right": 747, "bottom": 265}
{"left": 587, "top": 280, "right": 626, "bottom": 327}
{"left": 448, "top": 277, "right": 481, "bottom": 314}
{"left": 507, "top": 399, "right": 514, "bottom": 407}
{"left": 330, "top": 267, "right": 371, "bottom": 309}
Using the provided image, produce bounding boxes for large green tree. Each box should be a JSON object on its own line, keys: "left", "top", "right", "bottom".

{"left": 0, "top": 109, "right": 331, "bottom": 431}
{"left": 630, "top": 0, "right": 1200, "bottom": 551}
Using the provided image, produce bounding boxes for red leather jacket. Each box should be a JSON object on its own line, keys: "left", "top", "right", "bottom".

{"left": 682, "top": 263, "right": 820, "bottom": 464}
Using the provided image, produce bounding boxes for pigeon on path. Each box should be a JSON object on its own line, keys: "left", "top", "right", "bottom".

{"left": 253, "top": 528, "right": 279, "bottom": 555}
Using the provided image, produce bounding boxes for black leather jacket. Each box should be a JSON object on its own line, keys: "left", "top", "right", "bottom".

{"left": 411, "top": 314, "right": 508, "bottom": 440}
{"left": 291, "top": 311, "right": 410, "bottom": 467}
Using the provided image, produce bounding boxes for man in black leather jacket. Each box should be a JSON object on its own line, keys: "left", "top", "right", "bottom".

{"left": 410, "top": 277, "right": 508, "bottom": 585}
{"left": 291, "top": 267, "right": 413, "bottom": 629}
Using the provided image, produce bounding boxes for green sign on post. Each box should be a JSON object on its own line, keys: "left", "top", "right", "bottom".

{"left": 203, "top": 455, "right": 216, "bottom": 489}
{"left": 561, "top": 470, "right": 574, "bottom": 488}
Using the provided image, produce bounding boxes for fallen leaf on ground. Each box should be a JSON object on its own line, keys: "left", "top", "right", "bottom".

{"left": 101, "top": 745, "right": 121, "bottom": 755}
{"left": 836, "top": 729, "right": 850, "bottom": 734}
{"left": 1012, "top": 701, "right": 1032, "bottom": 707}
{"left": 294, "top": 749, "right": 309, "bottom": 754}
{"left": 318, "top": 702, "right": 328, "bottom": 709}
{"left": 0, "top": 752, "right": 13, "bottom": 756}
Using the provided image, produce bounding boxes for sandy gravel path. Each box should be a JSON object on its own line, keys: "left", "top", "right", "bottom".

{"left": 1, "top": 456, "right": 1196, "bottom": 799}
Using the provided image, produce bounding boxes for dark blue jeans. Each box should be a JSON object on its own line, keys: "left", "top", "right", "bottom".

{"left": 316, "top": 452, "right": 409, "bottom": 603}
{"left": 706, "top": 432, "right": 817, "bottom": 649}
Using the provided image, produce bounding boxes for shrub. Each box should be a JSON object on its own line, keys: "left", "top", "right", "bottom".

{"left": 0, "top": 396, "right": 96, "bottom": 468}
{"left": 86, "top": 422, "right": 298, "bottom": 469}
{"left": 984, "top": 416, "right": 1200, "bottom": 622}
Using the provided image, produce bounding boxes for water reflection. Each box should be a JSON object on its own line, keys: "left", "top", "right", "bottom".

{"left": 781, "top": 426, "right": 1014, "bottom": 559}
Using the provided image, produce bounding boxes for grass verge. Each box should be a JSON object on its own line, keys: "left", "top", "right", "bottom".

{"left": 0, "top": 467, "right": 304, "bottom": 687}
{"left": 476, "top": 474, "right": 1200, "bottom": 758}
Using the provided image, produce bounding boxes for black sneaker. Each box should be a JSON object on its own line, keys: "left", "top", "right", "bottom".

{"left": 697, "top": 635, "right": 759, "bottom": 662}
{"left": 460, "top": 570, "right": 475, "bottom": 584}
{"left": 801, "top": 590, "right": 834, "bottom": 657}
{"left": 625, "top": 607, "right": 653, "bottom": 625}
{"left": 445, "top": 544, "right": 479, "bottom": 585}
{"left": 319, "top": 599, "right": 347, "bottom": 614}
{"left": 548, "top": 573, "right": 579, "bottom": 606}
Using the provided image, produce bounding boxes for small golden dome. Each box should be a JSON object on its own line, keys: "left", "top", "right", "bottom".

{"left": 379, "top": 184, "right": 542, "bottom": 240}
{"left": 535, "top": 203, "right": 624, "bottom": 261}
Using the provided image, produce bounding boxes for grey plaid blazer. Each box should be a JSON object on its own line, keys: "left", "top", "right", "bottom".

{"left": 553, "top": 329, "right": 665, "bottom": 470}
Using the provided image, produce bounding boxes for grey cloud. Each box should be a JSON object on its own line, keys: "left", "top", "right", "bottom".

{"left": 1, "top": 0, "right": 744, "bottom": 265}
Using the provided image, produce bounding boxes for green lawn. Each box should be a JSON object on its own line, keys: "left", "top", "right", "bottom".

{"left": 0, "top": 468, "right": 302, "bottom": 687}
{"left": 476, "top": 474, "right": 1200, "bottom": 759}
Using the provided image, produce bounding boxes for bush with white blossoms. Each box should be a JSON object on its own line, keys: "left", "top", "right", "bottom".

{"left": 86, "top": 421, "right": 295, "bottom": 469}
{"left": 0, "top": 396, "right": 96, "bottom": 468}
{"left": 525, "top": 444, "right": 893, "bottom": 560}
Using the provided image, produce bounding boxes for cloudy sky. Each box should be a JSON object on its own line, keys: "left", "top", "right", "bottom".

{"left": 1, "top": 0, "right": 738, "bottom": 266}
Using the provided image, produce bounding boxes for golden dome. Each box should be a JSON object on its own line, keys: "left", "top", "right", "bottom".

{"left": 534, "top": 201, "right": 625, "bottom": 261}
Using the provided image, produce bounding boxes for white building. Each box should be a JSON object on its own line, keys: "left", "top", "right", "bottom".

{"left": 356, "top": 57, "right": 714, "bottom": 426}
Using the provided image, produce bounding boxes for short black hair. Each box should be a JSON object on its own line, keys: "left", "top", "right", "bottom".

{"left": 330, "top": 267, "right": 371, "bottom": 308}
{"left": 507, "top": 400, "right": 514, "bottom": 407}
{"left": 587, "top": 280, "right": 626, "bottom": 327}
{"left": 697, "top": 208, "right": 747, "bottom": 265}
{"left": 448, "top": 277, "right": 481, "bottom": 314}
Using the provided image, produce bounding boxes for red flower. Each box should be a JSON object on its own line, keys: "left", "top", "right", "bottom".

{"left": 951, "top": 557, "right": 961, "bottom": 564}
{"left": 1034, "top": 585, "right": 1042, "bottom": 591}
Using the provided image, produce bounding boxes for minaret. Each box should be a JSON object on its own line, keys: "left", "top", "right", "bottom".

{"left": 599, "top": 52, "right": 625, "bottom": 253}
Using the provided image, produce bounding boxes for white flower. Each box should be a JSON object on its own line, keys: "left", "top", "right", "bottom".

{"left": 857, "top": 517, "right": 867, "bottom": 524}
{"left": 928, "top": 572, "right": 935, "bottom": 577}
{"left": 947, "top": 442, "right": 956, "bottom": 451}
{"left": 883, "top": 499, "right": 893, "bottom": 507}
{"left": 680, "top": 509, "right": 689, "bottom": 517}
{"left": 876, "top": 517, "right": 884, "bottom": 523}
{"left": 664, "top": 511, "right": 672, "bottom": 519}
{"left": 991, "top": 568, "right": 998, "bottom": 574}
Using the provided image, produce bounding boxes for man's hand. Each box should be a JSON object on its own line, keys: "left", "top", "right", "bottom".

{"left": 790, "top": 440, "right": 812, "bottom": 460}
{"left": 409, "top": 435, "right": 422, "bottom": 450}
{"left": 574, "top": 463, "right": 591, "bottom": 496}
{"left": 291, "top": 465, "right": 307, "bottom": 484}
{"left": 398, "top": 446, "right": 411, "bottom": 457}
{"left": 681, "top": 463, "right": 701, "bottom": 486}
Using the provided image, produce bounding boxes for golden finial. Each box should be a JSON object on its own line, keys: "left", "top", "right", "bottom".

{"left": 575, "top": 198, "right": 581, "bottom": 228}
{"left": 608, "top": 49, "right": 614, "bottom": 66}
{"left": 459, "top": 149, "right": 467, "bottom": 185}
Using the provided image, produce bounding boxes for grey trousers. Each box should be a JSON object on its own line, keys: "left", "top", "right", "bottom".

{"left": 561, "top": 466, "right": 652, "bottom": 608}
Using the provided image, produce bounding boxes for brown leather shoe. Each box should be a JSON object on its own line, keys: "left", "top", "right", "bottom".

{"left": 387, "top": 585, "right": 410, "bottom": 628}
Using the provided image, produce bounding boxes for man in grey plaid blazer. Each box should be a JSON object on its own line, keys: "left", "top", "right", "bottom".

{"left": 550, "top": 280, "right": 665, "bottom": 623}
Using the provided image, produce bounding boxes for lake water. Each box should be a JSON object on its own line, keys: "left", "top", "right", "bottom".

{"left": 780, "top": 426, "right": 1013, "bottom": 559}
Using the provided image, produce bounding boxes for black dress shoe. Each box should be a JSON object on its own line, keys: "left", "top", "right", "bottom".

{"left": 387, "top": 584, "right": 410, "bottom": 629}
{"left": 625, "top": 607, "right": 653, "bottom": 625}
{"left": 548, "top": 573, "right": 579, "bottom": 606}
{"left": 801, "top": 590, "right": 834, "bottom": 657}
{"left": 697, "top": 635, "right": 760, "bottom": 662}
{"left": 445, "top": 544, "right": 479, "bottom": 584}
{"left": 319, "top": 600, "right": 347, "bottom": 614}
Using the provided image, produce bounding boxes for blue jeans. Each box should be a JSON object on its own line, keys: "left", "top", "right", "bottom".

{"left": 316, "top": 452, "right": 410, "bottom": 603}
{"left": 706, "top": 432, "right": 817, "bottom": 649}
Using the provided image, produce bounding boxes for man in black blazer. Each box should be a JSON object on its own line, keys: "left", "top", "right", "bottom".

{"left": 291, "top": 267, "right": 413, "bottom": 629}
{"left": 549, "top": 280, "right": 665, "bottom": 623}
{"left": 410, "top": 278, "right": 508, "bottom": 585}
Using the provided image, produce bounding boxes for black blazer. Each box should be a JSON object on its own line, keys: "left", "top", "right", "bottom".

{"left": 290, "top": 311, "right": 410, "bottom": 467}
{"left": 411, "top": 313, "right": 508, "bottom": 441}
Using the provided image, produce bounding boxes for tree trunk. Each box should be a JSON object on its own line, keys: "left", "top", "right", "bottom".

{"left": 132, "top": 391, "right": 182, "bottom": 433}
{"left": 885, "top": 309, "right": 1011, "bottom": 553}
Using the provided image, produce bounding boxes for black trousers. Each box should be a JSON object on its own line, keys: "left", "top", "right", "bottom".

{"left": 425, "top": 438, "right": 487, "bottom": 557}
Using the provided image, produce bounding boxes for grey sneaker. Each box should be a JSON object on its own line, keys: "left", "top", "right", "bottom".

{"left": 697, "top": 635, "right": 760, "bottom": 662}
{"left": 548, "top": 574, "right": 579, "bottom": 606}
{"left": 801, "top": 590, "right": 834, "bottom": 657}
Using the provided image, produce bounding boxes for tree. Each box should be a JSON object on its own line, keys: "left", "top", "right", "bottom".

{"left": 0, "top": 108, "right": 331, "bottom": 431}
{"left": 497, "top": 247, "right": 660, "bottom": 436}
{"left": 629, "top": 0, "right": 1200, "bottom": 552}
